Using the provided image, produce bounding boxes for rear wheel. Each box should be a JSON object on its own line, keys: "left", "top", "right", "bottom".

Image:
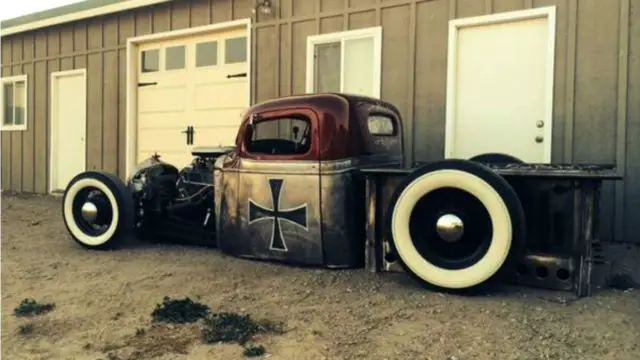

{"left": 386, "top": 159, "right": 525, "bottom": 292}
{"left": 62, "top": 171, "right": 135, "bottom": 250}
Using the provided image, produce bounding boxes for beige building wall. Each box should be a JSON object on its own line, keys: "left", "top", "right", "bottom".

{"left": 1, "top": 0, "right": 639, "bottom": 243}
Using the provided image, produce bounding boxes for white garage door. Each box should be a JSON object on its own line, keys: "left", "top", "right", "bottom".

{"left": 445, "top": 11, "right": 554, "bottom": 164}
{"left": 137, "top": 27, "right": 249, "bottom": 167}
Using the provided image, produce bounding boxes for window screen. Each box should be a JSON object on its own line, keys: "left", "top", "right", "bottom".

{"left": 310, "top": 29, "right": 379, "bottom": 98}
{"left": 313, "top": 42, "right": 340, "bottom": 93}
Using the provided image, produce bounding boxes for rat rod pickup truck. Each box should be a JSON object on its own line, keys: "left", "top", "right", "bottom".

{"left": 61, "top": 93, "right": 620, "bottom": 296}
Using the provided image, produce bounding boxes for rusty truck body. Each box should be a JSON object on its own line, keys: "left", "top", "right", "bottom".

{"left": 60, "top": 93, "right": 619, "bottom": 296}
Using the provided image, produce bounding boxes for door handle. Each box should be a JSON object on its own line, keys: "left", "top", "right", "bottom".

{"left": 138, "top": 82, "right": 158, "bottom": 87}
{"left": 182, "top": 126, "right": 194, "bottom": 145}
{"left": 227, "top": 73, "right": 247, "bottom": 79}
{"left": 535, "top": 136, "right": 544, "bottom": 143}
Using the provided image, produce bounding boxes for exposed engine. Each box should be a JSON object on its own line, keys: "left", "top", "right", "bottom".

{"left": 127, "top": 147, "right": 232, "bottom": 244}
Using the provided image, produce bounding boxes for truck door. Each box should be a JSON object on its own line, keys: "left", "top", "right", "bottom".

{"left": 230, "top": 107, "right": 323, "bottom": 265}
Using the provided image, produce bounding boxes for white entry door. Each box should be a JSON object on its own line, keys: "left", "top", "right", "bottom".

{"left": 445, "top": 9, "right": 555, "bottom": 163}
{"left": 50, "top": 70, "right": 87, "bottom": 193}
{"left": 137, "top": 27, "right": 249, "bottom": 168}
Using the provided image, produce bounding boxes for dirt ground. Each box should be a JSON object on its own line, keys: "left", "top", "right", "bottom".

{"left": 1, "top": 193, "right": 639, "bottom": 360}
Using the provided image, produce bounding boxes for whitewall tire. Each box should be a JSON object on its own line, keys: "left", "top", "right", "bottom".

{"left": 386, "top": 159, "right": 525, "bottom": 292}
{"left": 62, "top": 171, "right": 135, "bottom": 250}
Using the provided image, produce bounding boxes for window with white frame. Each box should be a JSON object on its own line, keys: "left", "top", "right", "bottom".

{"left": 306, "top": 27, "right": 382, "bottom": 99}
{"left": 1, "top": 75, "right": 28, "bottom": 131}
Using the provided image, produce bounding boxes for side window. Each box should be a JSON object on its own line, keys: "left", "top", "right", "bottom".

{"left": 246, "top": 116, "right": 312, "bottom": 155}
{"left": 367, "top": 114, "right": 396, "bottom": 136}
{"left": 1, "top": 75, "right": 28, "bottom": 131}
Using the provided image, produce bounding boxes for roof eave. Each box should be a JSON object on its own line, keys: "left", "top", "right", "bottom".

{"left": 1, "top": 0, "right": 173, "bottom": 37}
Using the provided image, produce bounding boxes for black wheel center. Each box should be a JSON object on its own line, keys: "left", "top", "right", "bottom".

{"left": 72, "top": 187, "right": 114, "bottom": 236}
{"left": 408, "top": 187, "right": 493, "bottom": 270}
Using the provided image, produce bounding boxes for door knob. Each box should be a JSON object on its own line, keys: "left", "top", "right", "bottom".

{"left": 535, "top": 136, "right": 544, "bottom": 143}
{"left": 536, "top": 120, "right": 544, "bottom": 128}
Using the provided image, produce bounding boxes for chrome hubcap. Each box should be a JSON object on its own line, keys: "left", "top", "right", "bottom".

{"left": 81, "top": 202, "right": 98, "bottom": 223}
{"left": 435, "top": 214, "right": 464, "bottom": 243}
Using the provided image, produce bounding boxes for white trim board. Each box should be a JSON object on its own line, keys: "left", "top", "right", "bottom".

{"left": 444, "top": 6, "right": 557, "bottom": 163}
{"left": 49, "top": 68, "right": 88, "bottom": 194}
{"left": 125, "top": 18, "right": 252, "bottom": 179}
{"left": 1, "top": 0, "right": 173, "bottom": 37}
{"left": 305, "top": 26, "right": 382, "bottom": 99}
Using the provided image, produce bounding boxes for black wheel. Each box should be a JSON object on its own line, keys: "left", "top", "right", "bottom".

{"left": 62, "top": 171, "right": 135, "bottom": 250}
{"left": 470, "top": 153, "right": 524, "bottom": 164}
{"left": 385, "top": 159, "right": 526, "bottom": 292}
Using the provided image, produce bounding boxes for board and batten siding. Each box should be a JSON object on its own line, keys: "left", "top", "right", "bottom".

{"left": 1, "top": 0, "right": 639, "bottom": 245}
{"left": 0, "top": 0, "right": 255, "bottom": 195}
{"left": 247, "top": 0, "right": 640, "bottom": 244}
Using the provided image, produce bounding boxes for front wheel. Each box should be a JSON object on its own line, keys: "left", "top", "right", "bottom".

{"left": 386, "top": 159, "right": 526, "bottom": 292}
{"left": 62, "top": 171, "right": 135, "bottom": 250}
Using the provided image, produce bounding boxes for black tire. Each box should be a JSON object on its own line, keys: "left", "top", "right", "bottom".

{"left": 470, "top": 153, "right": 524, "bottom": 164}
{"left": 385, "top": 159, "right": 526, "bottom": 293}
{"left": 62, "top": 171, "right": 135, "bottom": 250}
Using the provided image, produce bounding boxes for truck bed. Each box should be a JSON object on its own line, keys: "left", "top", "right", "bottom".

{"left": 361, "top": 161, "right": 620, "bottom": 298}
{"left": 361, "top": 162, "right": 621, "bottom": 180}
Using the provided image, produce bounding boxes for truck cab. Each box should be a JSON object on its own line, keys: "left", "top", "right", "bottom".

{"left": 214, "top": 93, "right": 404, "bottom": 268}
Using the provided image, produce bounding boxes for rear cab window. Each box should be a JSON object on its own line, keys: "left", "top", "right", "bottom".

{"left": 367, "top": 114, "right": 396, "bottom": 136}
{"left": 357, "top": 103, "right": 403, "bottom": 157}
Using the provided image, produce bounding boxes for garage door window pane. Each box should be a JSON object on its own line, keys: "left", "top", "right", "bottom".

{"left": 225, "top": 37, "right": 247, "bottom": 64}
{"left": 166, "top": 45, "right": 186, "bottom": 70}
{"left": 141, "top": 49, "right": 159, "bottom": 73}
{"left": 196, "top": 41, "right": 218, "bottom": 67}
{"left": 3, "top": 83, "right": 13, "bottom": 125}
